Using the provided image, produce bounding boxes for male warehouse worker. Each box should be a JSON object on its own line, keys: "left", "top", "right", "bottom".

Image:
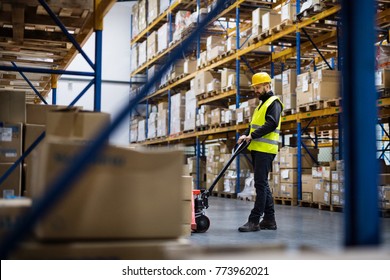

{"left": 237, "top": 72, "right": 283, "bottom": 232}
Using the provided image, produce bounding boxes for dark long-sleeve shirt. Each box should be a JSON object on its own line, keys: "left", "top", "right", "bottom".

{"left": 244, "top": 90, "right": 282, "bottom": 139}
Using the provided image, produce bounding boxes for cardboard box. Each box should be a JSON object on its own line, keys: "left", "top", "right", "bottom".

{"left": 281, "top": 2, "right": 296, "bottom": 22}
{"left": 26, "top": 104, "right": 67, "bottom": 125}
{"left": 23, "top": 124, "right": 45, "bottom": 154}
{"left": 302, "top": 192, "right": 313, "bottom": 202}
{"left": 184, "top": 59, "right": 197, "bottom": 74}
{"left": 0, "top": 198, "right": 32, "bottom": 237}
{"left": 313, "top": 179, "right": 324, "bottom": 203}
{"left": 331, "top": 171, "right": 344, "bottom": 182}
{"left": 296, "top": 84, "right": 314, "bottom": 106}
{"left": 182, "top": 200, "right": 192, "bottom": 224}
{"left": 0, "top": 123, "right": 23, "bottom": 163}
{"left": 11, "top": 239, "right": 189, "bottom": 260}
{"left": 206, "top": 36, "right": 224, "bottom": 50}
{"left": 262, "top": 11, "right": 281, "bottom": 32}
{"left": 280, "top": 183, "right": 297, "bottom": 199}
{"left": 0, "top": 92, "right": 26, "bottom": 123}
{"left": 182, "top": 176, "right": 193, "bottom": 201}
{"left": 312, "top": 81, "right": 340, "bottom": 101}
{"left": 282, "top": 69, "right": 297, "bottom": 95}
{"left": 46, "top": 109, "right": 110, "bottom": 141}
{"left": 280, "top": 168, "right": 311, "bottom": 183}
{"left": 226, "top": 37, "right": 248, "bottom": 52}
{"left": 311, "top": 70, "right": 340, "bottom": 83}
{"left": 279, "top": 148, "right": 319, "bottom": 169}
{"left": 331, "top": 193, "right": 343, "bottom": 206}
{"left": 194, "top": 71, "right": 219, "bottom": 96}
{"left": 271, "top": 78, "right": 282, "bottom": 95}
{"left": 301, "top": 175, "right": 316, "bottom": 193}
{"left": 376, "top": 68, "right": 390, "bottom": 89}
{"left": 0, "top": 163, "right": 22, "bottom": 198}
{"left": 32, "top": 139, "right": 184, "bottom": 239}
{"left": 147, "top": 31, "right": 158, "bottom": 61}
{"left": 252, "top": 7, "right": 270, "bottom": 27}
{"left": 282, "top": 93, "right": 296, "bottom": 110}
{"left": 148, "top": 0, "right": 160, "bottom": 23}
{"left": 331, "top": 182, "right": 344, "bottom": 194}
{"left": 207, "top": 173, "right": 224, "bottom": 192}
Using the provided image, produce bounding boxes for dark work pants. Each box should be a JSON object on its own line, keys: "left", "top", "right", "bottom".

{"left": 248, "top": 151, "right": 276, "bottom": 223}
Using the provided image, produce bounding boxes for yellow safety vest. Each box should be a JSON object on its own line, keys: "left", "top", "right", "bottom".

{"left": 247, "top": 96, "right": 284, "bottom": 154}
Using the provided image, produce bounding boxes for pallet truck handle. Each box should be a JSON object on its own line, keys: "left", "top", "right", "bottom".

{"left": 203, "top": 140, "right": 251, "bottom": 198}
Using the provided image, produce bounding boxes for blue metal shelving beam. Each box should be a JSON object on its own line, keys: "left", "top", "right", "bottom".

{"left": 241, "top": 56, "right": 255, "bottom": 74}
{"left": 68, "top": 79, "right": 96, "bottom": 107}
{"left": 296, "top": 0, "right": 302, "bottom": 201}
{"left": 38, "top": 0, "right": 95, "bottom": 70}
{"left": 51, "top": 74, "right": 57, "bottom": 105}
{"left": 11, "top": 62, "right": 48, "bottom": 105}
{"left": 0, "top": 0, "right": 228, "bottom": 258}
{"left": 341, "top": 0, "right": 380, "bottom": 246}
{"left": 95, "top": 30, "right": 103, "bottom": 112}
{"left": 0, "top": 65, "right": 95, "bottom": 76}
{"left": 236, "top": 5, "right": 241, "bottom": 194}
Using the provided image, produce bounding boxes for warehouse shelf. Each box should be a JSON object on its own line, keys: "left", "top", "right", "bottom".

{"left": 130, "top": 0, "right": 196, "bottom": 45}
{"left": 135, "top": 4, "right": 341, "bottom": 102}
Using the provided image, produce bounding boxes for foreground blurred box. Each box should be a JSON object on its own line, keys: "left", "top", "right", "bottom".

{"left": 31, "top": 139, "right": 184, "bottom": 240}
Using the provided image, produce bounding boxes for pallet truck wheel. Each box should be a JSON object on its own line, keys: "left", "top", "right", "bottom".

{"left": 195, "top": 215, "right": 210, "bottom": 233}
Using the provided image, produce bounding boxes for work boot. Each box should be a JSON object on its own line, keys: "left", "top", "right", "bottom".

{"left": 259, "top": 218, "right": 277, "bottom": 230}
{"left": 238, "top": 221, "right": 260, "bottom": 232}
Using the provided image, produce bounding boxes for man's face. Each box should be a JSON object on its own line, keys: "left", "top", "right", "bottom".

{"left": 253, "top": 83, "right": 267, "bottom": 95}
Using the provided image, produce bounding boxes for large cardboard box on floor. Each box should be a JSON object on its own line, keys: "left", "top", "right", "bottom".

{"left": 0, "top": 198, "right": 32, "bottom": 237}
{"left": 0, "top": 163, "right": 22, "bottom": 198}
{"left": 11, "top": 239, "right": 190, "bottom": 260}
{"left": 0, "top": 91, "right": 26, "bottom": 123}
{"left": 31, "top": 139, "right": 184, "bottom": 240}
{"left": 280, "top": 183, "right": 297, "bottom": 199}
{"left": 45, "top": 109, "right": 110, "bottom": 141}
{"left": 280, "top": 168, "right": 311, "bottom": 183}
{"left": 0, "top": 123, "right": 23, "bottom": 163}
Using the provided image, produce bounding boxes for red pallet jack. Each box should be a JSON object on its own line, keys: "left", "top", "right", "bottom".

{"left": 191, "top": 140, "right": 250, "bottom": 233}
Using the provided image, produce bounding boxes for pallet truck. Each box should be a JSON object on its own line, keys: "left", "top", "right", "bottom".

{"left": 192, "top": 140, "right": 250, "bottom": 233}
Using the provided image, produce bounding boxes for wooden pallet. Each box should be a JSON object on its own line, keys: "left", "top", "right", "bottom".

{"left": 378, "top": 88, "right": 390, "bottom": 99}
{"left": 299, "top": 201, "right": 319, "bottom": 208}
{"left": 330, "top": 204, "right": 343, "bottom": 213}
{"left": 282, "top": 108, "right": 296, "bottom": 116}
{"left": 379, "top": 209, "right": 390, "bottom": 218}
{"left": 269, "top": 20, "right": 293, "bottom": 36}
{"left": 318, "top": 203, "right": 331, "bottom": 211}
{"left": 297, "top": 100, "right": 324, "bottom": 113}
{"left": 221, "top": 86, "right": 235, "bottom": 92}
{"left": 324, "top": 98, "right": 341, "bottom": 108}
{"left": 237, "top": 194, "right": 256, "bottom": 202}
{"left": 211, "top": 191, "right": 219, "bottom": 197}
{"left": 220, "top": 121, "right": 235, "bottom": 127}
{"left": 274, "top": 197, "right": 298, "bottom": 206}
{"left": 219, "top": 192, "right": 237, "bottom": 199}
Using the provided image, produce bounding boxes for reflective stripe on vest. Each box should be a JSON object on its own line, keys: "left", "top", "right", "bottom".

{"left": 247, "top": 95, "right": 284, "bottom": 154}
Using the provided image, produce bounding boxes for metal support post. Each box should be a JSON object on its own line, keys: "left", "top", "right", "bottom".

{"left": 341, "top": 0, "right": 379, "bottom": 246}
{"left": 51, "top": 71, "right": 57, "bottom": 105}
{"left": 94, "top": 0, "right": 103, "bottom": 112}
{"left": 236, "top": 5, "right": 241, "bottom": 194}
{"left": 271, "top": 45, "right": 274, "bottom": 77}
{"left": 197, "top": 0, "right": 201, "bottom": 59}
{"left": 297, "top": 122, "right": 302, "bottom": 201}
{"left": 168, "top": 89, "right": 171, "bottom": 135}
{"left": 196, "top": 136, "right": 201, "bottom": 189}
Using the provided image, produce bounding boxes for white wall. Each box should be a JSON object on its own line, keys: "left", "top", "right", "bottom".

{"left": 48, "top": 2, "right": 133, "bottom": 146}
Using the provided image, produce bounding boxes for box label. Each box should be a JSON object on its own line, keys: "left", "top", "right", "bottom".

{"left": 0, "top": 128, "right": 12, "bottom": 142}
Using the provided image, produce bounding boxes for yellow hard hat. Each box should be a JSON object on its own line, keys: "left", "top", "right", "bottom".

{"left": 251, "top": 72, "right": 271, "bottom": 86}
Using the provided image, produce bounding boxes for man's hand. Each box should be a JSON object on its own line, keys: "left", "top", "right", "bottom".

{"left": 238, "top": 135, "right": 252, "bottom": 144}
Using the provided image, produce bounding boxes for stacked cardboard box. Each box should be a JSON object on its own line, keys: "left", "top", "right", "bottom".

{"left": 148, "top": 0, "right": 160, "bottom": 24}
{"left": 296, "top": 72, "right": 313, "bottom": 107}
{"left": 147, "top": 111, "right": 157, "bottom": 139}
{"left": 160, "top": 0, "right": 170, "bottom": 14}
{"left": 379, "top": 185, "right": 390, "bottom": 209}
{"left": 311, "top": 70, "right": 340, "bottom": 102}
{"left": 197, "top": 51, "right": 208, "bottom": 68}
{"left": 184, "top": 59, "right": 197, "bottom": 75}
{"left": 172, "top": 10, "right": 191, "bottom": 42}
{"left": 130, "top": 118, "right": 139, "bottom": 143}
{"left": 181, "top": 176, "right": 193, "bottom": 236}
{"left": 147, "top": 31, "right": 158, "bottom": 61}
{"left": 184, "top": 90, "right": 197, "bottom": 131}
{"left": 169, "top": 59, "right": 185, "bottom": 81}
{"left": 206, "top": 145, "right": 224, "bottom": 192}
{"left": 130, "top": 45, "right": 138, "bottom": 72}
{"left": 262, "top": 11, "right": 281, "bottom": 33}
{"left": 131, "top": 3, "right": 139, "bottom": 39}
{"left": 193, "top": 71, "right": 220, "bottom": 96}
{"left": 138, "top": 40, "right": 147, "bottom": 66}
{"left": 170, "top": 92, "right": 186, "bottom": 134}
{"left": 138, "top": 0, "right": 147, "bottom": 32}
{"left": 271, "top": 78, "right": 282, "bottom": 96}
{"left": 137, "top": 119, "right": 146, "bottom": 142}
{"left": 206, "top": 35, "right": 225, "bottom": 62}
{"left": 0, "top": 92, "right": 24, "bottom": 198}
{"left": 282, "top": 69, "right": 297, "bottom": 110}
{"left": 157, "top": 23, "right": 169, "bottom": 53}
{"left": 375, "top": 68, "right": 390, "bottom": 90}
{"left": 281, "top": 2, "right": 296, "bottom": 22}
{"left": 331, "top": 162, "right": 344, "bottom": 206}
{"left": 226, "top": 36, "right": 249, "bottom": 52}
{"left": 251, "top": 7, "right": 270, "bottom": 37}
{"left": 235, "top": 98, "right": 259, "bottom": 124}
{"left": 156, "top": 102, "right": 168, "bottom": 137}
{"left": 188, "top": 156, "right": 206, "bottom": 189}
{"left": 278, "top": 147, "right": 319, "bottom": 199}
{"left": 224, "top": 154, "right": 252, "bottom": 194}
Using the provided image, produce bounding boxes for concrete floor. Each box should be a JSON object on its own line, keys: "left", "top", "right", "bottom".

{"left": 189, "top": 197, "right": 390, "bottom": 254}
